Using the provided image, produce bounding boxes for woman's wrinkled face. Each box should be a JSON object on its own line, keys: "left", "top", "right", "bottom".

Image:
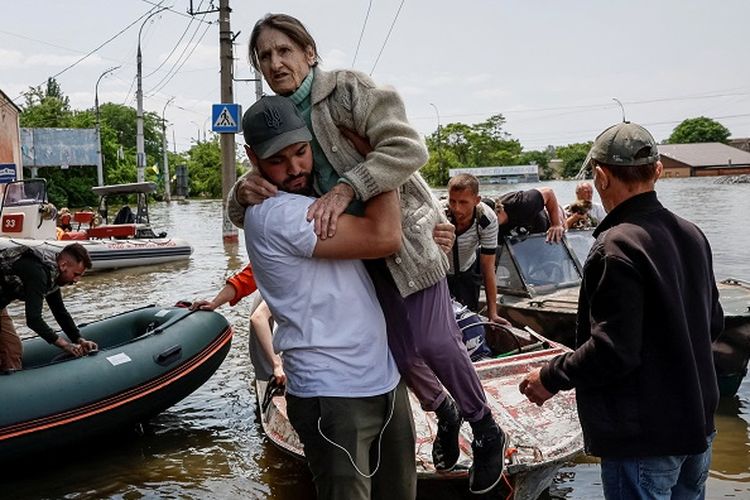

{"left": 255, "top": 28, "right": 315, "bottom": 96}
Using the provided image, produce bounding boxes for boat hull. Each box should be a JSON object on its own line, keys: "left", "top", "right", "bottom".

{"left": 0, "top": 306, "right": 232, "bottom": 462}
{"left": 254, "top": 327, "right": 584, "bottom": 499}
{"left": 0, "top": 237, "right": 192, "bottom": 270}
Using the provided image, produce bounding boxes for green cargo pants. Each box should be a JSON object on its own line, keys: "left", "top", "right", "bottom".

{"left": 286, "top": 382, "right": 416, "bottom": 500}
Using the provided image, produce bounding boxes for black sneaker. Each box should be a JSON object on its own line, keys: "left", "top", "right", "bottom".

{"left": 468, "top": 424, "right": 507, "bottom": 494}
{"left": 432, "top": 399, "right": 462, "bottom": 471}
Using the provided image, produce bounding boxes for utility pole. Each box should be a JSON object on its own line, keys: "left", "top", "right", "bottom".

{"left": 219, "top": 0, "right": 237, "bottom": 242}
{"left": 162, "top": 97, "right": 175, "bottom": 202}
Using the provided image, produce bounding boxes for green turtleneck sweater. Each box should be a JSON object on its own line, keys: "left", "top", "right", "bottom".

{"left": 289, "top": 71, "right": 364, "bottom": 215}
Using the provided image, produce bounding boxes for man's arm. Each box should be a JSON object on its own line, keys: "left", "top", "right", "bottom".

{"left": 537, "top": 187, "right": 564, "bottom": 242}
{"left": 13, "top": 260, "right": 62, "bottom": 345}
{"left": 312, "top": 190, "right": 401, "bottom": 260}
{"left": 249, "top": 300, "right": 285, "bottom": 384}
{"left": 191, "top": 264, "right": 257, "bottom": 310}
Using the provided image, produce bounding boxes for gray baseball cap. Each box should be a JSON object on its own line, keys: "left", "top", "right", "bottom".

{"left": 587, "top": 122, "right": 659, "bottom": 168}
{"left": 242, "top": 96, "right": 312, "bottom": 159}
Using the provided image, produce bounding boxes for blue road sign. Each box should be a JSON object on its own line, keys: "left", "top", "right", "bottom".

{"left": 0, "top": 164, "right": 17, "bottom": 184}
{"left": 211, "top": 103, "right": 242, "bottom": 133}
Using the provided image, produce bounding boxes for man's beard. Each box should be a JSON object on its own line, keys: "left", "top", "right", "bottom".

{"left": 283, "top": 173, "right": 313, "bottom": 195}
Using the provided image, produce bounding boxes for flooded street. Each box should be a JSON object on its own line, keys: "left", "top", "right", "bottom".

{"left": 3, "top": 178, "right": 749, "bottom": 499}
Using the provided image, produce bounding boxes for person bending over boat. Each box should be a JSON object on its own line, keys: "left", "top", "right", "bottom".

{"left": 494, "top": 187, "right": 565, "bottom": 243}
{"left": 241, "top": 96, "right": 414, "bottom": 500}
{"left": 519, "top": 123, "right": 723, "bottom": 499}
{"left": 0, "top": 243, "right": 97, "bottom": 371}
{"left": 226, "top": 14, "right": 507, "bottom": 494}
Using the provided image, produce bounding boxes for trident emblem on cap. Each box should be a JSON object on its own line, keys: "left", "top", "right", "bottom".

{"left": 264, "top": 107, "right": 283, "bottom": 129}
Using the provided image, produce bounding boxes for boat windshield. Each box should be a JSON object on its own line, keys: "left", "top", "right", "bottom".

{"left": 1, "top": 180, "right": 47, "bottom": 208}
{"left": 505, "top": 234, "right": 582, "bottom": 290}
{"left": 566, "top": 228, "right": 596, "bottom": 268}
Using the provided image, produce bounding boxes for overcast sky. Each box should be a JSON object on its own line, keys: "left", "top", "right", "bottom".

{"left": 3, "top": 0, "right": 749, "bottom": 157}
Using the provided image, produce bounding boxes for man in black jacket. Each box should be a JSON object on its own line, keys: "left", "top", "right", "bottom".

{"left": 0, "top": 243, "right": 97, "bottom": 371}
{"left": 519, "top": 122, "right": 723, "bottom": 499}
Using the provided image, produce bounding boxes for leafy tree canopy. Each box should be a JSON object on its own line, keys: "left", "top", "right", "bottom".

{"left": 667, "top": 116, "right": 731, "bottom": 144}
{"left": 555, "top": 142, "right": 592, "bottom": 179}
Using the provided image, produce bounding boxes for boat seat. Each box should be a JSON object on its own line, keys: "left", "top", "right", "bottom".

{"left": 87, "top": 224, "right": 137, "bottom": 239}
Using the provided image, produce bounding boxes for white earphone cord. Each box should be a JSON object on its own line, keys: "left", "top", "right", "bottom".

{"left": 315, "top": 388, "right": 398, "bottom": 479}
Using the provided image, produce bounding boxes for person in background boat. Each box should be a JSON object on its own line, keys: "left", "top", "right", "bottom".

{"left": 519, "top": 123, "right": 723, "bottom": 500}
{"left": 0, "top": 243, "right": 97, "bottom": 371}
{"left": 190, "top": 264, "right": 286, "bottom": 383}
{"left": 444, "top": 174, "right": 508, "bottom": 324}
{"left": 494, "top": 187, "right": 565, "bottom": 243}
{"left": 226, "top": 15, "right": 507, "bottom": 494}
{"left": 564, "top": 181, "right": 606, "bottom": 229}
{"left": 242, "top": 95, "right": 415, "bottom": 500}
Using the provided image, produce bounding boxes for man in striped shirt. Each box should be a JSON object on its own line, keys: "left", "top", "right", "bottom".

{"left": 444, "top": 174, "right": 508, "bottom": 325}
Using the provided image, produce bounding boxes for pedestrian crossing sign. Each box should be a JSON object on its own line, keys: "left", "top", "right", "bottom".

{"left": 211, "top": 103, "right": 242, "bottom": 133}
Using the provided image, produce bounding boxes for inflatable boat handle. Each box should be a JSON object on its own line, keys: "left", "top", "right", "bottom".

{"left": 154, "top": 345, "right": 182, "bottom": 366}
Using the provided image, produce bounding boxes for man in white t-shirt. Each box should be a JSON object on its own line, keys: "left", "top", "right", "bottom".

{"left": 241, "top": 96, "right": 415, "bottom": 500}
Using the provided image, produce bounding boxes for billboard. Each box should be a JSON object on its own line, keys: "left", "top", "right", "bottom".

{"left": 21, "top": 128, "right": 98, "bottom": 167}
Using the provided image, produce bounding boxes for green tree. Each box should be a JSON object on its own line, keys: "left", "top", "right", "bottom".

{"left": 518, "top": 149, "right": 553, "bottom": 180}
{"left": 421, "top": 114, "right": 525, "bottom": 186}
{"left": 668, "top": 117, "right": 731, "bottom": 144}
{"left": 20, "top": 78, "right": 71, "bottom": 127}
{"left": 186, "top": 138, "right": 222, "bottom": 198}
{"left": 556, "top": 142, "right": 592, "bottom": 178}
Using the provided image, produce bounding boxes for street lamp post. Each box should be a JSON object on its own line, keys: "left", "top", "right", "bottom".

{"left": 429, "top": 102, "right": 444, "bottom": 175}
{"left": 136, "top": 7, "right": 167, "bottom": 183}
{"left": 161, "top": 97, "right": 175, "bottom": 202}
{"left": 612, "top": 97, "right": 627, "bottom": 122}
{"left": 95, "top": 65, "right": 120, "bottom": 186}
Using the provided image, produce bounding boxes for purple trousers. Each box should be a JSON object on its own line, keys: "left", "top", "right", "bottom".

{"left": 364, "top": 259, "right": 489, "bottom": 423}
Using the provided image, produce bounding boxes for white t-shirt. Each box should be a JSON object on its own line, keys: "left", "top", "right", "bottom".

{"left": 244, "top": 192, "right": 399, "bottom": 398}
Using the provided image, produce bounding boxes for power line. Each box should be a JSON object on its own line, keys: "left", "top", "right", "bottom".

{"left": 1, "top": 2, "right": 167, "bottom": 112}
{"left": 144, "top": 13, "right": 209, "bottom": 95}
{"left": 143, "top": 12, "right": 198, "bottom": 78}
{"left": 140, "top": 0, "right": 213, "bottom": 24}
{"left": 369, "top": 0, "right": 406, "bottom": 76}
{"left": 147, "top": 18, "right": 213, "bottom": 97}
{"left": 351, "top": 0, "right": 373, "bottom": 67}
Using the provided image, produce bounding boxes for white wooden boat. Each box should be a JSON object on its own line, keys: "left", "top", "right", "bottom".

{"left": 252, "top": 305, "right": 584, "bottom": 499}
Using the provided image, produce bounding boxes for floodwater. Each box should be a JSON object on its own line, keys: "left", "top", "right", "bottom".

{"left": 2, "top": 177, "right": 749, "bottom": 499}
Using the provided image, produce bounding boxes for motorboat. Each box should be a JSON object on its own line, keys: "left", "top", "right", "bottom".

{"left": 0, "top": 305, "right": 232, "bottom": 462}
{"left": 252, "top": 301, "right": 584, "bottom": 499}
{"left": 486, "top": 229, "right": 750, "bottom": 397}
{"left": 0, "top": 179, "right": 192, "bottom": 270}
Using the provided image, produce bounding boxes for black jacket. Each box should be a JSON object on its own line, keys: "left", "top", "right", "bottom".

{"left": 0, "top": 248, "right": 80, "bottom": 344}
{"left": 540, "top": 191, "right": 723, "bottom": 457}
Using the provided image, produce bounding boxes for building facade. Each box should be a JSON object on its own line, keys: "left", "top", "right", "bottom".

{"left": 0, "top": 89, "right": 23, "bottom": 183}
{"left": 448, "top": 165, "right": 539, "bottom": 184}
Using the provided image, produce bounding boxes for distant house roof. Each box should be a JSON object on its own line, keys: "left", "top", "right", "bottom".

{"left": 657, "top": 142, "right": 750, "bottom": 168}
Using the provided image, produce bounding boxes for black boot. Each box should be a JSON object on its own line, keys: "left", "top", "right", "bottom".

{"left": 432, "top": 396, "right": 462, "bottom": 471}
{"left": 468, "top": 413, "right": 507, "bottom": 494}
